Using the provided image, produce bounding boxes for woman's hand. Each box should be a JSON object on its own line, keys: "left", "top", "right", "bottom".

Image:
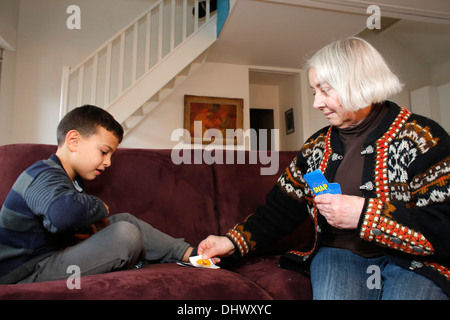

{"left": 314, "top": 194, "right": 365, "bottom": 229}
{"left": 197, "top": 235, "right": 235, "bottom": 264}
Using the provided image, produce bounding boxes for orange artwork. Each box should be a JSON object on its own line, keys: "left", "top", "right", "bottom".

{"left": 184, "top": 95, "right": 243, "bottom": 145}
{"left": 195, "top": 259, "right": 211, "bottom": 267}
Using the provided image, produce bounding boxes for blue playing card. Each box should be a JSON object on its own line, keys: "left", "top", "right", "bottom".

{"left": 304, "top": 169, "right": 341, "bottom": 195}
{"left": 327, "top": 182, "right": 342, "bottom": 195}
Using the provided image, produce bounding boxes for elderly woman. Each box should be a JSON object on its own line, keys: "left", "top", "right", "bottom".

{"left": 198, "top": 37, "right": 450, "bottom": 300}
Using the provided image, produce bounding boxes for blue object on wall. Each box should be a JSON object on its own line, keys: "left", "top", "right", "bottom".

{"left": 217, "top": 0, "right": 230, "bottom": 36}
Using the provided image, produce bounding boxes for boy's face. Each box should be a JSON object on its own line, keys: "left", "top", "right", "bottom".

{"left": 71, "top": 126, "right": 119, "bottom": 181}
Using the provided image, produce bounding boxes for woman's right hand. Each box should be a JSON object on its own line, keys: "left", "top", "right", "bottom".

{"left": 197, "top": 235, "right": 235, "bottom": 264}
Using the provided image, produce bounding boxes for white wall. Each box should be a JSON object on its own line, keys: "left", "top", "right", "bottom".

{"left": 247, "top": 72, "right": 310, "bottom": 152}
{"left": 121, "top": 62, "right": 250, "bottom": 149}
{"left": 361, "top": 32, "right": 432, "bottom": 109}
{"left": 362, "top": 31, "right": 450, "bottom": 133}
{"left": 121, "top": 64, "right": 311, "bottom": 151}
{"left": 431, "top": 60, "right": 450, "bottom": 86}
{"left": 411, "top": 83, "right": 450, "bottom": 134}
{"left": 278, "top": 74, "right": 304, "bottom": 151}
{"left": 249, "top": 83, "right": 278, "bottom": 150}
{"left": 10, "top": 0, "right": 157, "bottom": 145}
{"left": 0, "top": 0, "right": 20, "bottom": 146}
{"left": 439, "top": 83, "right": 450, "bottom": 133}
{"left": 249, "top": 83, "right": 279, "bottom": 125}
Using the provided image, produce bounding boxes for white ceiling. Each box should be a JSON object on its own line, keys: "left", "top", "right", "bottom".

{"left": 379, "top": 19, "right": 450, "bottom": 67}
{"left": 207, "top": 0, "right": 450, "bottom": 71}
{"left": 207, "top": 0, "right": 367, "bottom": 68}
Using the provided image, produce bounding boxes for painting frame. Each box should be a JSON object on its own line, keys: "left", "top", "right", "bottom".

{"left": 285, "top": 108, "right": 295, "bottom": 135}
{"left": 184, "top": 95, "right": 244, "bottom": 145}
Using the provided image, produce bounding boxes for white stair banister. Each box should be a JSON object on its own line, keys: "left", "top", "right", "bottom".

{"left": 108, "top": 15, "right": 216, "bottom": 127}
{"left": 59, "top": 0, "right": 218, "bottom": 120}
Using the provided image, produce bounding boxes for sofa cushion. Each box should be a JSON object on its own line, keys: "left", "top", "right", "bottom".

{"left": 228, "top": 255, "right": 312, "bottom": 300}
{"left": 0, "top": 263, "right": 273, "bottom": 300}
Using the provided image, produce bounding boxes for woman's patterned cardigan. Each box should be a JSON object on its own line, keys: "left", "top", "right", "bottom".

{"left": 226, "top": 101, "right": 450, "bottom": 296}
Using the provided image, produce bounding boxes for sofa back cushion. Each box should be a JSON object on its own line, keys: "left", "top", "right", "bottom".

{"left": 0, "top": 145, "right": 218, "bottom": 246}
{"left": 0, "top": 144, "right": 57, "bottom": 206}
{"left": 84, "top": 148, "right": 217, "bottom": 245}
{"left": 0, "top": 145, "right": 311, "bottom": 250}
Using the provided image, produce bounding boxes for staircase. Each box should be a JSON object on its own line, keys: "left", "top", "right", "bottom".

{"left": 59, "top": 0, "right": 221, "bottom": 135}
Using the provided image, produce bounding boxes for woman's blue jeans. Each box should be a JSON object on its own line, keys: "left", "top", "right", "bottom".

{"left": 310, "top": 247, "right": 448, "bottom": 300}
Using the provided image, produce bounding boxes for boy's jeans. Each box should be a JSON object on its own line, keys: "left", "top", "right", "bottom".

{"left": 19, "top": 213, "right": 190, "bottom": 283}
{"left": 310, "top": 247, "right": 448, "bottom": 300}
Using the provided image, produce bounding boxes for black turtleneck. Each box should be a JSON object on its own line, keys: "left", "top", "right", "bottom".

{"left": 322, "top": 102, "right": 388, "bottom": 258}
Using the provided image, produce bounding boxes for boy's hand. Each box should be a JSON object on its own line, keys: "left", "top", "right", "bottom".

{"left": 73, "top": 201, "right": 110, "bottom": 242}
{"left": 102, "top": 202, "right": 110, "bottom": 215}
{"left": 93, "top": 217, "right": 109, "bottom": 231}
{"left": 198, "top": 235, "right": 235, "bottom": 264}
{"left": 74, "top": 217, "right": 110, "bottom": 241}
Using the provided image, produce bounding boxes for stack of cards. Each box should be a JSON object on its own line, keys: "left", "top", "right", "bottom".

{"left": 304, "top": 169, "right": 341, "bottom": 195}
{"left": 189, "top": 255, "right": 220, "bottom": 269}
{"left": 177, "top": 255, "right": 220, "bottom": 269}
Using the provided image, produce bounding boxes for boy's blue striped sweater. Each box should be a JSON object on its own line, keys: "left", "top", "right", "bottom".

{"left": 0, "top": 154, "right": 108, "bottom": 283}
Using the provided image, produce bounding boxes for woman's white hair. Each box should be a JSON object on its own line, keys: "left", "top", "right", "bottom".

{"left": 306, "top": 37, "right": 403, "bottom": 111}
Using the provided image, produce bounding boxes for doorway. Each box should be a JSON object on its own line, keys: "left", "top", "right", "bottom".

{"left": 250, "top": 108, "right": 274, "bottom": 151}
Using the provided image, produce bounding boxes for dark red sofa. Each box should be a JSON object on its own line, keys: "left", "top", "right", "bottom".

{"left": 0, "top": 144, "right": 312, "bottom": 300}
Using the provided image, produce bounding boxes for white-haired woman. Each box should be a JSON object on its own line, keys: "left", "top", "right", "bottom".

{"left": 198, "top": 37, "right": 450, "bottom": 299}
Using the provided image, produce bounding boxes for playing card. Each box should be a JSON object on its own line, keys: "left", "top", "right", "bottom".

{"left": 327, "top": 182, "right": 342, "bottom": 194}
{"left": 304, "top": 169, "right": 341, "bottom": 195}
{"left": 176, "top": 262, "right": 194, "bottom": 267}
{"left": 189, "top": 255, "right": 220, "bottom": 269}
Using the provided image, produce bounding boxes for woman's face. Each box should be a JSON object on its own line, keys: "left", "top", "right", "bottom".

{"left": 308, "top": 68, "right": 370, "bottom": 129}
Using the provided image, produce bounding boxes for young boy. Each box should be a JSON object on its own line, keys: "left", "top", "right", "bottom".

{"left": 0, "top": 105, "right": 193, "bottom": 284}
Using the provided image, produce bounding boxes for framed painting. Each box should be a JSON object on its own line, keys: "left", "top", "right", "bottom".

{"left": 184, "top": 95, "right": 244, "bottom": 145}
{"left": 285, "top": 108, "right": 295, "bottom": 135}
